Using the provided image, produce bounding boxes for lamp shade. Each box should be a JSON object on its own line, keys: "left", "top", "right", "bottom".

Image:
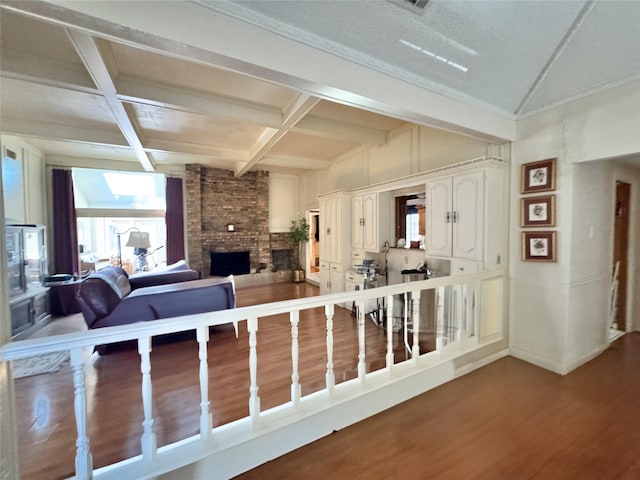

{"left": 125, "top": 231, "right": 151, "bottom": 249}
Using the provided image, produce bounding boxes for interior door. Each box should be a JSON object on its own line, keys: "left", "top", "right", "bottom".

{"left": 612, "top": 181, "right": 630, "bottom": 332}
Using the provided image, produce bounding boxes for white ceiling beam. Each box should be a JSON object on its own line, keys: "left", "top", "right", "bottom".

{"left": 235, "top": 94, "right": 320, "bottom": 177}
{"left": 115, "top": 76, "right": 283, "bottom": 128}
{"left": 66, "top": 30, "right": 155, "bottom": 171}
{"left": 0, "top": 118, "right": 127, "bottom": 147}
{"left": 292, "top": 114, "right": 387, "bottom": 145}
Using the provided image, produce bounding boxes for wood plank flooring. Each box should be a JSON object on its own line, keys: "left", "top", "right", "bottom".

{"left": 13, "top": 281, "right": 419, "bottom": 480}
{"left": 237, "top": 332, "right": 640, "bottom": 480}
{"left": 12, "top": 281, "right": 640, "bottom": 480}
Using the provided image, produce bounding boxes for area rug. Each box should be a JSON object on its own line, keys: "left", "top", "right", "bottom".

{"left": 12, "top": 351, "right": 69, "bottom": 379}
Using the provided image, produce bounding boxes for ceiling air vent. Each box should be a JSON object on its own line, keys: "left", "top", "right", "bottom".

{"left": 388, "top": 0, "right": 430, "bottom": 15}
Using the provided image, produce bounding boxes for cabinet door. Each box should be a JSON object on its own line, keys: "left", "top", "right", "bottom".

{"left": 329, "top": 269, "right": 343, "bottom": 294}
{"left": 351, "top": 195, "right": 364, "bottom": 249}
{"left": 319, "top": 267, "right": 331, "bottom": 295}
{"left": 328, "top": 195, "right": 342, "bottom": 264}
{"left": 362, "top": 193, "right": 378, "bottom": 251}
{"left": 319, "top": 198, "right": 329, "bottom": 261}
{"left": 425, "top": 177, "right": 452, "bottom": 257}
{"left": 452, "top": 171, "right": 483, "bottom": 261}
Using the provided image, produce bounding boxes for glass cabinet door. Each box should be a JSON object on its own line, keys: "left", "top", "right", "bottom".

{"left": 6, "top": 226, "right": 25, "bottom": 296}
{"left": 23, "top": 227, "right": 45, "bottom": 289}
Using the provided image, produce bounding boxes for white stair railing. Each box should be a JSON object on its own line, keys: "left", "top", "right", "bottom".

{"left": 1, "top": 269, "right": 504, "bottom": 480}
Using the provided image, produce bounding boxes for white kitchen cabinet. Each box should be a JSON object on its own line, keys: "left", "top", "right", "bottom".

{"left": 351, "top": 194, "right": 364, "bottom": 250}
{"left": 425, "top": 162, "right": 504, "bottom": 266}
{"left": 319, "top": 192, "right": 351, "bottom": 266}
{"left": 319, "top": 260, "right": 344, "bottom": 296}
{"left": 319, "top": 192, "right": 351, "bottom": 296}
{"left": 351, "top": 191, "right": 391, "bottom": 252}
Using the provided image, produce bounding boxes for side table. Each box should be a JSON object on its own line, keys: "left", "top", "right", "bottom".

{"left": 47, "top": 280, "right": 83, "bottom": 317}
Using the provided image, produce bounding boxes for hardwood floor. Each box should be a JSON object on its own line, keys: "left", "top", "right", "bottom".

{"left": 237, "top": 332, "right": 640, "bottom": 480}
{"left": 13, "top": 281, "right": 417, "bottom": 479}
{"left": 12, "top": 282, "right": 640, "bottom": 480}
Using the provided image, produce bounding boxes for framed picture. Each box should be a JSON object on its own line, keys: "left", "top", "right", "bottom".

{"left": 522, "top": 231, "right": 557, "bottom": 262}
{"left": 521, "top": 195, "right": 555, "bottom": 227}
{"left": 521, "top": 158, "right": 556, "bottom": 194}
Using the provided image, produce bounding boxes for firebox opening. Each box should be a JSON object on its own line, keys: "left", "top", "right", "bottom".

{"left": 210, "top": 251, "right": 250, "bottom": 277}
{"left": 271, "top": 249, "right": 292, "bottom": 271}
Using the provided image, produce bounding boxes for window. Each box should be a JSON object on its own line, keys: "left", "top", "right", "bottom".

{"left": 395, "top": 193, "right": 425, "bottom": 248}
{"left": 72, "top": 168, "right": 167, "bottom": 272}
{"left": 405, "top": 206, "right": 420, "bottom": 244}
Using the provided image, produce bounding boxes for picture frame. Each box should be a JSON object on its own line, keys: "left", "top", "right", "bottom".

{"left": 521, "top": 194, "right": 555, "bottom": 227}
{"left": 522, "top": 231, "right": 557, "bottom": 262}
{"left": 521, "top": 158, "right": 556, "bottom": 194}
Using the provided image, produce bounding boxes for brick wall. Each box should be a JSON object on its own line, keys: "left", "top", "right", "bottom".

{"left": 185, "top": 165, "right": 292, "bottom": 278}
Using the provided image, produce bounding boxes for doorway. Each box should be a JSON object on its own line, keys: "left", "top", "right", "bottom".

{"left": 611, "top": 181, "right": 630, "bottom": 334}
{"left": 307, "top": 210, "right": 320, "bottom": 283}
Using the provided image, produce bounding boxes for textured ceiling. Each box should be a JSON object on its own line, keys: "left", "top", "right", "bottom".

{"left": 0, "top": 0, "right": 638, "bottom": 175}
{"left": 205, "top": 0, "right": 640, "bottom": 115}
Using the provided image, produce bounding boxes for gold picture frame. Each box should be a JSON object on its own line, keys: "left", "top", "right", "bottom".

{"left": 521, "top": 195, "right": 555, "bottom": 228}
{"left": 521, "top": 158, "right": 556, "bottom": 194}
{"left": 522, "top": 231, "right": 557, "bottom": 262}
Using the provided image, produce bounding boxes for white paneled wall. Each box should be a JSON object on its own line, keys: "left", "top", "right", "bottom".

{"left": 511, "top": 81, "right": 640, "bottom": 374}
{"left": 304, "top": 124, "right": 492, "bottom": 203}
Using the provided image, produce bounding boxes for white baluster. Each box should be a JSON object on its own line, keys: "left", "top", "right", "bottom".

{"left": 412, "top": 290, "right": 421, "bottom": 360}
{"left": 460, "top": 285, "right": 467, "bottom": 341}
{"left": 196, "top": 326, "right": 212, "bottom": 441}
{"left": 290, "top": 310, "right": 301, "bottom": 407}
{"left": 70, "top": 347, "right": 92, "bottom": 480}
{"left": 356, "top": 300, "right": 366, "bottom": 385}
{"left": 403, "top": 292, "right": 410, "bottom": 356}
{"left": 471, "top": 283, "right": 477, "bottom": 337}
{"left": 325, "top": 304, "right": 335, "bottom": 396}
{"left": 138, "top": 337, "right": 156, "bottom": 462}
{"left": 247, "top": 316, "right": 261, "bottom": 425}
{"left": 385, "top": 294, "right": 394, "bottom": 371}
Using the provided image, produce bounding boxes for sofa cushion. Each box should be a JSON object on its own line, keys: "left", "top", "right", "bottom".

{"left": 128, "top": 260, "right": 199, "bottom": 289}
{"left": 77, "top": 267, "right": 131, "bottom": 323}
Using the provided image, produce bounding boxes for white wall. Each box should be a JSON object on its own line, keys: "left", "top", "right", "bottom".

{"left": 269, "top": 174, "right": 299, "bottom": 233}
{"left": 510, "top": 81, "right": 640, "bottom": 374}
{"left": 301, "top": 125, "right": 492, "bottom": 205}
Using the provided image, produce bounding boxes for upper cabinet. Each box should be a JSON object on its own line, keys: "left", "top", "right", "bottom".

{"left": 425, "top": 161, "right": 504, "bottom": 266}
{"left": 351, "top": 191, "right": 392, "bottom": 252}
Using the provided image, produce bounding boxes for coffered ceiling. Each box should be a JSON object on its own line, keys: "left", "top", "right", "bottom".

{"left": 0, "top": 1, "right": 638, "bottom": 175}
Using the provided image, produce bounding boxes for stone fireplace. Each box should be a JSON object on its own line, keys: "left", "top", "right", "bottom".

{"left": 185, "top": 165, "right": 293, "bottom": 281}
